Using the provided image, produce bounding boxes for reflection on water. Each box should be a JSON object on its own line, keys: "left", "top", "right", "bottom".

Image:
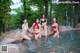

{"left": 23, "top": 31, "right": 80, "bottom": 53}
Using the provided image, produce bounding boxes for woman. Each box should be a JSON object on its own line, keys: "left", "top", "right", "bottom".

{"left": 51, "top": 18, "right": 59, "bottom": 38}
{"left": 32, "top": 18, "right": 41, "bottom": 40}
{"left": 21, "top": 19, "right": 31, "bottom": 40}
{"left": 40, "top": 15, "right": 47, "bottom": 38}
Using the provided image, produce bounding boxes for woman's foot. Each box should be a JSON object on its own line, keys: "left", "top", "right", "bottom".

{"left": 45, "top": 35, "right": 47, "bottom": 38}
{"left": 28, "top": 38, "right": 31, "bottom": 40}
{"left": 53, "top": 35, "right": 56, "bottom": 38}
{"left": 57, "top": 35, "right": 59, "bottom": 38}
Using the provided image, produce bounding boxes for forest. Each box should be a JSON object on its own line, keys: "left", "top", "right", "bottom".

{"left": 0, "top": 0, "right": 80, "bottom": 33}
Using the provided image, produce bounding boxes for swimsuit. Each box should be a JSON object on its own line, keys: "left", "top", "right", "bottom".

{"left": 33, "top": 23, "right": 40, "bottom": 29}
{"left": 52, "top": 25, "right": 56, "bottom": 29}
{"left": 33, "top": 23, "right": 40, "bottom": 35}
{"left": 34, "top": 32, "right": 39, "bottom": 35}
{"left": 41, "top": 19, "right": 46, "bottom": 25}
{"left": 52, "top": 25, "right": 59, "bottom": 33}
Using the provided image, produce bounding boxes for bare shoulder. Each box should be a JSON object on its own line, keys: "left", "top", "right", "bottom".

{"left": 26, "top": 23, "right": 28, "bottom": 24}
{"left": 39, "top": 23, "right": 41, "bottom": 26}
{"left": 32, "top": 23, "right": 35, "bottom": 25}
{"left": 56, "top": 23, "right": 58, "bottom": 25}
{"left": 33, "top": 23, "right": 35, "bottom": 24}
{"left": 40, "top": 19, "right": 41, "bottom": 20}
{"left": 22, "top": 24, "right": 24, "bottom": 26}
{"left": 52, "top": 23, "right": 54, "bottom": 26}
{"left": 40, "top": 19, "right": 42, "bottom": 20}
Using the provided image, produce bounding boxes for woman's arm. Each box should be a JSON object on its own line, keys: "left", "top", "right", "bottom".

{"left": 27, "top": 23, "right": 29, "bottom": 29}
{"left": 46, "top": 19, "right": 47, "bottom": 24}
{"left": 32, "top": 23, "right": 35, "bottom": 32}
{"left": 56, "top": 23, "right": 59, "bottom": 33}
{"left": 56, "top": 23, "right": 59, "bottom": 30}
{"left": 40, "top": 19, "right": 41, "bottom": 24}
{"left": 22, "top": 24, "right": 24, "bottom": 32}
{"left": 50, "top": 25, "right": 53, "bottom": 32}
{"left": 27, "top": 23, "right": 32, "bottom": 34}
{"left": 39, "top": 24, "right": 42, "bottom": 37}
{"left": 39, "top": 24, "right": 42, "bottom": 31}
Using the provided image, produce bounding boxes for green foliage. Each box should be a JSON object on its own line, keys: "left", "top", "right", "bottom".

{"left": 0, "top": 0, "right": 11, "bottom": 32}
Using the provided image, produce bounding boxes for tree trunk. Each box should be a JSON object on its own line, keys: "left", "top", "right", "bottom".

{"left": 73, "top": 4, "right": 78, "bottom": 27}
{"left": 23, "top": 0, "right": 27, "bottom": 18}
{"left": 45, "top": 0, "right": 48, "bottom": 18}
{"left": 2, "top": 13, "right": 8, "bottom": 32}
{"left": 50, "top": 2, "right": 52, "bottom": 26}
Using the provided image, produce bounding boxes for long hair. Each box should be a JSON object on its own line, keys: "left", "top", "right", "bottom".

{"left": 22, "top": 18, "right": 28, "bottom": 24}
{"left": 35, "top": 18, "right": 40, "bottom": 23}
{"left": 54, "top": 18, "right": 59, "bottom": 29}
{"left": 53, "top": 18, "right": 58, "bottom": 23}
{"left": 55, "top": 18, "right": 58, "bottom": 23}
{"left": 41, "top": 14, "right": 46, "bottom": 19}
{"left": 21, "top": 14, "right": 28, "bottom": 23}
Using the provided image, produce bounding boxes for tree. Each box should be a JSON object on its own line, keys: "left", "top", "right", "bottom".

{"left": 0, "top": 0, "right": 11, "bottom": 32}
{"left": 45, "top": 0, "right": 48, "bottom": 18}
{"left": 21, "top": 0, "right": 27, "bottom": 18}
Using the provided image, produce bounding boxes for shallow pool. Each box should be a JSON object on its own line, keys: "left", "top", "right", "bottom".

{"left": 23, "top": 31, "right": 80, "bottom": 53}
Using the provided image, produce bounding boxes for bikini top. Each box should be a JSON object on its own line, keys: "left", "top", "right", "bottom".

{"left": 33, "top": 23, "right": 40, "bottom": 29}
{"left": 52, "top": 25, "right": 60, "bottom": 32}
{"left": 52, "top": 25, "right": 57, "bottom": 29}
{"left": 41, "top": 19, "right": 46, "bottom": 24}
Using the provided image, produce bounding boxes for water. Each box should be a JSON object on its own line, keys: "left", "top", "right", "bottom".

{"left": 23, "top": 31, "right": 80, "bottom": 53}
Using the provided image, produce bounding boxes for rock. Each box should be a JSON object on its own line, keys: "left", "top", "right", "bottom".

{"left": 72, "top": 28, "right": 80, "bottom": 31}
{"left": 0, "top": 43, "right": 28, "bottom": 53}
{"left": 17, "top": 43, "right": 28, "bottom": 53}
{"left": 1, "top": 29, "right": 22, "bottom": 41}
{"left": 0, "top": 38, "right": 16, "bottom": 44}
{"left": 76, "top": 23, "right": 80, "bottom": 28}
{"left": 0, "top": 37, "right": 3, "bottom": 42}
{"left": 59, "top": 26, "right": 73, "bottom": 31}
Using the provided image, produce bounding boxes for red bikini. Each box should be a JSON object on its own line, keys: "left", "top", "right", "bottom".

{"left": 33, "top": 23, "right": 40, "bottom": 35}
{"left": 52, "top": 25, "right": 59, "bottom": 33}
{"left": 52, "top": 26, "right": 56, "bottom": 29}
{"left": 33, "top": 23, "right": 40, "bottom": 29}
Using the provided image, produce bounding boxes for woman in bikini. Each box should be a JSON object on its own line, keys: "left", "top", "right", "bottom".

{"left": 51, "top": 18, "right": 60, "bottom": 38}
{"left": 21, "top": 19, "right": 31, "bottom": 40}
{"left": 32, "top": 18, "right": 41, "bottom": 40}
{"left": 40, "top": 15, "right": 47, "bottom": 38}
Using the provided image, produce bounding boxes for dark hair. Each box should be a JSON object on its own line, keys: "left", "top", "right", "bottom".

{"left": 53, "top": 18, "right": 58, "bottom": 23}
{"left": 53, "top": 18, "right": 59, "bottom": 29}
{"left": 56, "top": 18, "right": 58, "bottom": 23}
{"left": 35, "top": 18, "right": 40, "bottom": 23}
{"left": 22, "top": 18, "right": 27, "bottom": 24}
{"left": 41, "top": 14, "right": 46, "bottom": 18}
{"left": 38, "top": 18, "right": 40, "bottom": 21}
{"left": 21, "top": 15, "right": 27, "bottom": 24}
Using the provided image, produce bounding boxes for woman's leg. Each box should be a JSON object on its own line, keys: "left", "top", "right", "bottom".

{"left": 35, "top": 35, "right": 37, "bottom": 40}
{"left": 57, "top": 32, "right": 59, "bottom": 38}
{"left": 39, "top": 33, "right": 41, "bottom": 38}
{"left": 53, "top": 32, "right": 59, "bottom": 38}
{"left": 35, "top": 34, "right": 39, "bottom": 40}
{"left": 23, "top": 35, "right": 31, "bottom": 40}
{"left": 44, "top": 25, "right": 47, "bottom": 38}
